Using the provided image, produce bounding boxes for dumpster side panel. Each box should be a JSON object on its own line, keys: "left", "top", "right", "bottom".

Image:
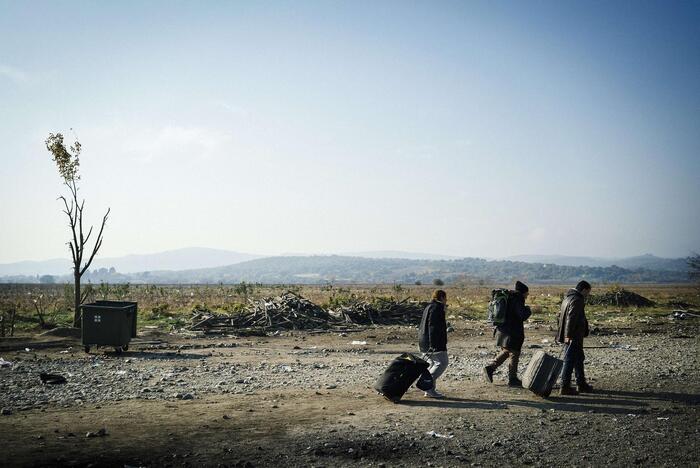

{"left": 95, "top": 301, "right": 138, "bottom": 337}
{"left": 81, "top": 305, "right": 132, "bottom": 347}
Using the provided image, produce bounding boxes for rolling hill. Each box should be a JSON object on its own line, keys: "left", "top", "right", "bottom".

{"left": 0, "top": 252, "right": 692, "bottom": 284}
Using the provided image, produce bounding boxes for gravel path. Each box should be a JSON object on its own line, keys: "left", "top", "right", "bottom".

{"left": 0, "top": 320, "right": 698, "bottom": 467}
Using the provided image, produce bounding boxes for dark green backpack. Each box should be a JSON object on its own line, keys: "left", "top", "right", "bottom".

{"left": 487, "top": 289, "right": 509, "bottom": 326}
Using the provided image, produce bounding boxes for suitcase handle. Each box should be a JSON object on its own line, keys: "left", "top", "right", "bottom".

{"left": 559, "top": 342, "right": 574, "bottom": 361}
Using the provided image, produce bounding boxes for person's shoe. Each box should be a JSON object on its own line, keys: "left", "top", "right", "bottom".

{"left": 424, "top": 388, "right": 445, "bottom": 399}
{"left": 577, "top": 382, "right": 594, "bottom": 393}
{"left": 559, "top": 385, "right": 579, "bottom": 396}
{"left": 508, "top": 378, "right": 523, "bottom": 388}
{"left": 482, "top": 366, "right": 494, "bottom": 384}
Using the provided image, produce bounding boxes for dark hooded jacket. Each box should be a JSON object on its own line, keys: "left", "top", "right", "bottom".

{"left": 418, "top": 300, "right": 447, "bottom": 352}
{"left": 556, "top": 288, "right": 590, "bottom": 343}
{"left": 495, "top": 291, "right": 531, "bottom": 351}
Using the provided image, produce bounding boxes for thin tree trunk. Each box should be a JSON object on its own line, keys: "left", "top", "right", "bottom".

{"left": 74, "top": 272, "right": 81, "bottom": 328}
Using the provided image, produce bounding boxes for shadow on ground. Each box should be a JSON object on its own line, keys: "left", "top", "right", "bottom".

{"left": 395, "top": 388, "right": 700, "bottom": 415}
{"left": 101, "top": 351, "right": 205, "bottom": 360}
{"left": 596, "top": 389, "right": 700, "bottom": 405}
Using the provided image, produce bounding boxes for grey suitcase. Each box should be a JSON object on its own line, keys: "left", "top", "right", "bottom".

{"left": 522, "top": 350, "right": 564, "bottom": 398}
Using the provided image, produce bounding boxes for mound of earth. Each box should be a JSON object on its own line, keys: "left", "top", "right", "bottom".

{"left": 587, "top": 288, "right": 655, "bottom": 307}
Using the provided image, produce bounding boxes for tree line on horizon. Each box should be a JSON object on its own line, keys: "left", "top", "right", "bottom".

{"left": 1, "top": 254, "right": 697, "bottom": 285}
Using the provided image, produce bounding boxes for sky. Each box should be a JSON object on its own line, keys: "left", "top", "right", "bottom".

{"left": 1, "top": 0, "right": 699, "bottom": 263}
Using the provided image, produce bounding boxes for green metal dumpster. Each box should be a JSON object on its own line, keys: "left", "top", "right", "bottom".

{"left": 81, "top": 301, "right": 137, "bottom": 354}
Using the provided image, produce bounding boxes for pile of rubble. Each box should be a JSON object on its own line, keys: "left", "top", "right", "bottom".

{"left": 329, "top": 298, "right": 429, "bottom": 325}
{"left": 188, "top": 293, "right": 430, "bottom": 334}
{"left": 587, "top": 288, "right": 655, "bottom": 308}
{"left": 190, "top": 292, "right": 339, "bottom": 333}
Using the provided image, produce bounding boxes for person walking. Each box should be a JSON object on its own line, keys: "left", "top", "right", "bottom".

{"left": 556, "top": 280, "right": 594, "bottom": 395}
{"left": 418, "top": 289, "right": 449, "bottom": 398}
{"left": 482, "top": 281, "right": 532, "bottom": 387}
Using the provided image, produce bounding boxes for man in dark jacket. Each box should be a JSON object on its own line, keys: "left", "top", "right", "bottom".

{"left": 556, "top": 280, "right": 593, "bottom": 395}
{"left": 418, "top": 289, "right": 448, "bottom": 398}
{"left": 482, "top": 281, "right": 532, "bottom": 387}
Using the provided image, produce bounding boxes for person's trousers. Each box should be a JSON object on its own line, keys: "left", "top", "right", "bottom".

{"left": 561, "top": 340, "right": 586, "bottom": 386}
{"left": 490, "top": 348, "right": 520, "bottom": 380}
{"left": 422, "top": 351, "right": 449, "bottom": 387}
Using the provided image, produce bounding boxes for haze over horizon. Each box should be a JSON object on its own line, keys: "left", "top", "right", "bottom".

{"left": 1, "top": 1, "right": 698, "bottom": 264}
{"left": 0, "top": 245, "right": 689, "bottom": 269}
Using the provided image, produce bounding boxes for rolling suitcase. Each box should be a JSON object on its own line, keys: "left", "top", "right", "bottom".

{"left": 522, "top": 349, "right": 565, "bottom": 398}
{"left": 374, "top": 353, "right": 430, "bottom": 403}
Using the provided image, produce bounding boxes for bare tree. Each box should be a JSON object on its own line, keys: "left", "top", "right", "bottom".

{"left": 45, "top": 133, "right": 110, "bottom": 327}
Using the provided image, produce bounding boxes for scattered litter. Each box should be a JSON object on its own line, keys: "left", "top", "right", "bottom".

{"left": 39, "top": 373, "right": 67, "bottom": 385}
{"left": 24, "top": 348, "right": 31, "bottom": 352}
{"left": 541, "top": 339, "right": 550, "bottom": 344}
{"left": 426, "top": 431, "right": 454, "bottom": 439}
{"left": 657, "top": 417, "right": 670, "bottom": 421}
{"left": 85, "top": 428, "right": 108, "bottom": 438}
{"left": 671, "top": 311, "right": 699, "bottom": 320}
{"left": 325, "top": 384, "right": 337, "bottom": 390}
{"left": 351, "top": 341, "right": 367, "bottom": 346}
{"left": 0, "top": 358, "right": 13, "bottom": 368}
{"left": 115, "top": 370, "right": 127, "bottom": 376}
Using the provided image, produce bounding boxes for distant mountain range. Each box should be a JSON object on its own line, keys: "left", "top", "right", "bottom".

{"left": 0, "top": 250, "right": 693, "bottom": 284}
{"left": 0, "top": 247, "right": 261, "bottom": 276}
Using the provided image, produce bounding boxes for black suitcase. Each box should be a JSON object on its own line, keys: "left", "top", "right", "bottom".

{"left": 374, "top": 353, "right": 430, "bottom": 403}
{"left": 522, "top": 349, "right": 564, "bottom": 398}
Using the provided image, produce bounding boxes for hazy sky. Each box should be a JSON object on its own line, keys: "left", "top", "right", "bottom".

{"left": 1, "top": 0, "right": 698, "bottom": 263}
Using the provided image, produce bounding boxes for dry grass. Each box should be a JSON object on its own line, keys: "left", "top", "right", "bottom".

{"left": 1, "top": 282, "right": 697, "bottom": 335}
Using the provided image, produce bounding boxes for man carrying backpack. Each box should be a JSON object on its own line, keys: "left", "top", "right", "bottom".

{"left": 418, "top": 289, "right": 449, "bottom": 398}
{"left": 556, "top": 281, "right": 593, "bottom": 395}
{"left": 482, "top": 281, "right": 532, "bottom": 387}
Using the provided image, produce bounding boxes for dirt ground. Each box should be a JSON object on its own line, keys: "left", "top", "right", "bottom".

{"left": 1, "top": 318, "right": 698, "bottom": 467}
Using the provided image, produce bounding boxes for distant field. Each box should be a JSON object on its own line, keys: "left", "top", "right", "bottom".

{"left": 1, "top": 282, "right": 697, "bottom": 335}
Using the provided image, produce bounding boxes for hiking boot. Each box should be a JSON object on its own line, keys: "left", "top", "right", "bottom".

{"left": 559, "top": 385, "right": 579, "bottom": 396}
{"left": 577, "top": 382, "right": 594, "bottom": 393}
{"left": 508, "top": 378, "right": 523, "bottom": 388}
{"left": 482, "top": 366, "right": 494, "bottom": 384}
{"left": 424, "top": 388, "right": 445, "bottom": 399}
